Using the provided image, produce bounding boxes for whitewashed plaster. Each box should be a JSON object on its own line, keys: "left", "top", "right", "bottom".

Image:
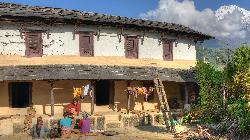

{"left": 173, "top": 40, "right": 196, "bottom": 61}
{"left": 0, "top": 25, "right": 26, "bottom": 55}
{"left": 138, "top": 33, "right": 163, "bottom": 60}
{"left": 0, "top": 23, "right": 197, "bottom": 60}
{"left": 93, "top": 28, "right": 125, "bottom": 56}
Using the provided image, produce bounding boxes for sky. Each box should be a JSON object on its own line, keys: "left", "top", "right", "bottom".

{"left": 1, "top": 0, "right": 250, "bottom": 47}
{"left": 1, "top": 0, "right": 249, "bottom": 18}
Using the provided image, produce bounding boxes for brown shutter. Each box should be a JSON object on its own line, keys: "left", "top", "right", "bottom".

{"left": 79, "top": 32, "right": 94, "bottom": 57}
{"left": 125, "top": 36, "right": 138, "bottom": 58}
{"left": 163, "top": 40, "right": 173, "bottom": 61}
{"left": 25, "top": 32, "right": 43, "bottom": 57}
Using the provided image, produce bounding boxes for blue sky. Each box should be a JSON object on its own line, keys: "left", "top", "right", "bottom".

{"left": 0, "top": 0, "right": 249, "bottom": 18}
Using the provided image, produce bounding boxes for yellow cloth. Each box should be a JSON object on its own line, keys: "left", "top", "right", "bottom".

{"left": 73, "top": 87, "right": 82, "bottom": 98}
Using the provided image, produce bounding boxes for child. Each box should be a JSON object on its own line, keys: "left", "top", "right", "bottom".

{"left": 78, "top": 112, "right": 90, "bottom": 134}
{"left": 60, "top": 113, "right": 72, "bottom": 137}
{"left": 31, "top": 116, "right": 48, "bottom": 139}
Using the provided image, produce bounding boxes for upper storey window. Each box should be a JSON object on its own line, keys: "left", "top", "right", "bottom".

{"left": 163, "top": 39, "right": 174, "bottom": 61}
{"left": 25, "top": 32, "right": 43, "bottom": 57}
{"left": 124, "top": 36, "right": 139, "bottom": 59}
{"left": 79, "top": 32, "right": 94, "bottom": 57}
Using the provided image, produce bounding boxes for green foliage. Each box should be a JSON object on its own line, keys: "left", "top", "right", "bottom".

{"left": 155, "top": 114, "right": 164, "bottom": 124}
{"left": 232, "top": 45, "right": 250, "bottom": 72}
{"left": 194, "top": 61, "right": 225, "bottom": 123}
{"left": 195, "top": 45, "right": 250, "bottom": 136}
{"left": 182, "top": 114, "right": 192, "bottom": 123}
{"left": 227, "top": 97, "right": 250, "bottom": 134}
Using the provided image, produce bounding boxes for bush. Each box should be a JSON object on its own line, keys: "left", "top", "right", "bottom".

{"left": 194, "top": 45, "right": 250, "bottom": 137}
{"left": 194, "top": 61, "right": 225, "bottom": 123}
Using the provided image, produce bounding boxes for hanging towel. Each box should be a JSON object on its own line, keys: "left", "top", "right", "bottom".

{"left": 83, "top": 84, "right": 91, "bottom": 96}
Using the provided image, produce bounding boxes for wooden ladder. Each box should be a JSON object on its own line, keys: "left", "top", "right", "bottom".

{"left": 154, "top": 78, "right": 171, "bottom": 130}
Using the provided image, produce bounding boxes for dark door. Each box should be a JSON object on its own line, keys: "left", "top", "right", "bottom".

{"left": 95, "top": 80, "right": 110, "bottom": 105}
{"left": 125, "top": 36, "right": 138, "bottom": 58}
{"left": 25, "top": 32, "right": 43, "bottom": 57}
{"left": 163, "top": 41, "right": 173, "bottom": 61}
{"left": 79, "top": 32, "right": 94, "bottom": 57}
{"left": 8, "top": 82, "right": 32, "bottom": 108}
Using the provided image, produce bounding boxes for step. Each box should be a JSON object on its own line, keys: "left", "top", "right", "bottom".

{"left": 104, "top": 114, "right": 120, "bottom": 122}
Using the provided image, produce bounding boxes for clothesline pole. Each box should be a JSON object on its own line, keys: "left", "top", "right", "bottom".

{"left": 91, "top": 81, "right": 95, "bottom": 115}
{"left": 126, "top": 81, "right": 132, "bottom": 114}
{"left": 49, "top": 80, "right": 63, "bottom": 117}
{"left": 127, "top": 92, "right": 131, "bottom": 114}
{"left": 51, "top": 88, "right": 54, "bottom": 116}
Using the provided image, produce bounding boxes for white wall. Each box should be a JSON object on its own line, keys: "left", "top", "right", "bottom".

{"left": 0, "top": 23, "right": 196, "bottom": 60}
{"left": 0, "top": 25, "right": 26, "bottom": 55}
{"left": 94, "top": 28, "right": 125, "bottom": 56}
{"left": 138, "top": 33, "right": 163, "bottom": 60}
{"left": 173, "top": 40, "right": 196, "bottom": 61}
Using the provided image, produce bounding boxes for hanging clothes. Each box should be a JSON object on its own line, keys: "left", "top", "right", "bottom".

{"left": 125, "top": 86, "right": 154, "bottom": 102}
{"left": 81, "top": 83, "right": 93, "bottom": 99}
{"left": 73, "top": 87, "right": 82, "bottom": 98}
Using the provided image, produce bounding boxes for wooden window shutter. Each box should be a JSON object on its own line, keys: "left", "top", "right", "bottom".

{"left": 25, "top": 32, "right": 43, "bottom": 57}
{"left": 125, "top": 36, "right": 138, "bottom": 58}
{"left": 163, "top": 40, "right": 173, "bottom": 61}
{"left": 79, "top": 32, "right": 94, "bottom": 57}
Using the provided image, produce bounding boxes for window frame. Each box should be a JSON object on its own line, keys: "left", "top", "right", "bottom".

{"left": 24, "top": 31, "right": 43, "bottom": 57}
{"left": 124, "top": 36, "right": 139, "bottom": 59}
{"left": 78, "top": 31, "right": 94, "bottom": 57}
{"left": 162, "top": 39, "right": 174, "bottom": 61}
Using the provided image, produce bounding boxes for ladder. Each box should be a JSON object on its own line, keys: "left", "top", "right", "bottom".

{"left": 154, "top": 78, "right": 172, "bottom": 131}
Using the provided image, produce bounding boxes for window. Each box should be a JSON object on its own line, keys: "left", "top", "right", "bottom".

{"left": 25, "top": 32, "right": 43, "bottom": 57}
{"left": 163, "top": 40, "right": 173, "bottom": 61}
{"left": 8, "top": 82, "right": 32, "bottom": 108}
{"left": 79, "top": 32, "right": 94, "bottom": 57}
{"left": 124, "top": 36, "right": 139, "bottom": 58}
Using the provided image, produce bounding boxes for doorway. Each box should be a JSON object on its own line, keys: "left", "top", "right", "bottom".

{"left": 8, "top": 82, "right": 32, "bottom": 108}
{"left": 95, "top": 80, "right": 110, "bottom": 106}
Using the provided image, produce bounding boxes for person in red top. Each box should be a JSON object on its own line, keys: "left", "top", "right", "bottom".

{"left": 64, "top": 98, "right": 81, "bottom": 129}
{"left": 65, "top": 98, "right": 81, "bottom": 116}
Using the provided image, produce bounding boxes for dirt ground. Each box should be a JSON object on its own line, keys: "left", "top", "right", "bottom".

{"left": 0, "top": 126, "right": 175, "bottom": 140}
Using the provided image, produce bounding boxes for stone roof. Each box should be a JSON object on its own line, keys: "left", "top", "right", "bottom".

{"left": 0, "top": 64, "right": 195, "bottom": 82}
{"left": 0, "top": 2, "right": 213, "bottom": 41}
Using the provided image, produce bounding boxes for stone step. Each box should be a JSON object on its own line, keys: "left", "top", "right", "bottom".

{"left": 104, "top": 114, "right": 120, "bottom": 121}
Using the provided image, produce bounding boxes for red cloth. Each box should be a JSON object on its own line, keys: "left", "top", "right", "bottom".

{"left": 78, "top": 119, "right": 83, "bottom": 128}
{"left": 65, "top": 103, "right": 80, "bottom": 116}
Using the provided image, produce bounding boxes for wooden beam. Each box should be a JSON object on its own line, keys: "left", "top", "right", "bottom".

{"left": 91, "top": 81, "right": 95, "bottom": 115}
{"left": 49, "top": 81, "right": 63, "bottom": 116}
{"left": 127, "top": 81, "right": 131, "bottom": 113}
{"left": 50, "top": 81, "right": 54, "bottom": 116}
{"left": 184, "top": 84, "right": 189, "bottom": 104}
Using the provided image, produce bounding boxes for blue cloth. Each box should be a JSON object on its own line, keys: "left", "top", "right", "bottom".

{"left": 60, "top": 118, "right": 72, "bottom": 127}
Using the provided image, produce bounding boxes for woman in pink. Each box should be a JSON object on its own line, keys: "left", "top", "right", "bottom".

{"left": 78, "top": 112, "right": 90, "bottom": 134}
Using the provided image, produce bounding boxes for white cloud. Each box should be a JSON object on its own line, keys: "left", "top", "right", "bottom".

{"left": 140, "top": 0, "right": 250, "bottom": 45}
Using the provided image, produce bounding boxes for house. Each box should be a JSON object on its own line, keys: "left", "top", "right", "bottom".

{"left": 0, "top": 2, "right": 212, "bottom": 133}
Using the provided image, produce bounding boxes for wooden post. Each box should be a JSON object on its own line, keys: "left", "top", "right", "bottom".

{"left": 49, "top": 81, "right": 63, "bottom": 117}
{"left": 184, "top": 84, "right": 189, "bottom": 104}
{"left": 109, "top": 80, "right": 115, "bottom": 110}
{"left": 127, "top": 93, "right": 131, "bottom": 114}
{"left": 50, "top": 82, "right": 55, "bottom": 116}
{"left": 91, "top": 81, "right": 95, "bottom": 115}
{"left": 126, "top": 81, "right": 131, "bottom": 114}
